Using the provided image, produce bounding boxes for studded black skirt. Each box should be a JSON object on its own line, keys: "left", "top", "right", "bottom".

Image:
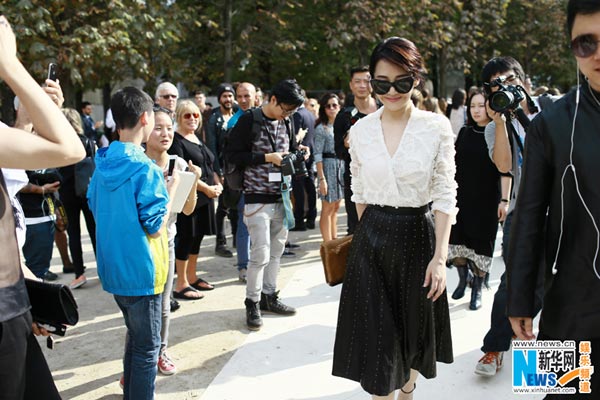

{"left": 332, "top": 205, "right": 453, "bottom": 396}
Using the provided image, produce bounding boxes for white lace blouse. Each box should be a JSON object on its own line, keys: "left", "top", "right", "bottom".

{"left": 349, "top": 106, "right": 457, "bottom": 216}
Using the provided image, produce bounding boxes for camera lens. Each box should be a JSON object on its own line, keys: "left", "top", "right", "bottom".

{"left": 490, "top": 91, "right": 514, "bottom": 113}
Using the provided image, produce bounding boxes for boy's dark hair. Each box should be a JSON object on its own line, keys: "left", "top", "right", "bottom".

{"left": 111, "top": 87, "right": 154, "bottom": 131}
{"left": 567, "top": 0, "right": 600, "bottom": 36}
{"left": 481, "top": 56, "right": 526, "bottom": 86}
{"left": 81, "top": 101, "right": 91, "bottom": 109}
{"left": 270, "top": 79, "right": 304, "bottom": 107}
{"left": 350, "top": 66, "right": 369, "bottom": 79}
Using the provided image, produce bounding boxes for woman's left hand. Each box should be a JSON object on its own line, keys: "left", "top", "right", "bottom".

{"left": 32, "top": 322, "right": 51, "bottom": 337}
{"left": 423, "top": 256, "right": 447, "bottom": 301}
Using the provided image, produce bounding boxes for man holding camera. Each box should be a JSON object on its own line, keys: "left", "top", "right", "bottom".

{"left": 225, "top": 79, "right": 308, "bottom": 331}
{"left": 475, "top": 56, "right": 544, "bottom": 377}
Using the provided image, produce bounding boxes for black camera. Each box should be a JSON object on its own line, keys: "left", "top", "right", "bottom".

{"left": 280, "top": 150, "right": 308, "bottom": 177}
{"left": 488, "top": 75, "right": 527, "bottom": 113}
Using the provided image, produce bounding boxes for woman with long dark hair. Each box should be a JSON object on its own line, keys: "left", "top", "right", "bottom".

{"left": 314, "top": 93, "right": 344, "bottom": 241}
{"left": 447, "top": 89, "right": 501, "bottom": 310}
{"left": 332, "top": 37, "right": 456, "bottom": 399}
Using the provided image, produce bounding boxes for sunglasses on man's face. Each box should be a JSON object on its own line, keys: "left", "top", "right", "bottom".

{"left": 571, "top": 34, "right": 600, "bottom": 58}
{"left": 183, "top": 112, "right": 200, "bottom": 119}
{"left": 161, "top": 94, "right": 177, "bottom": 100}
{"left": 370, "top": 76, "right": 415, "bottom": 95}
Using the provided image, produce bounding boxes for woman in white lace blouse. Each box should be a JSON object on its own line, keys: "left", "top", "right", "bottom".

{"left": 332, "top": 37, "right": 457, "bottom": 400}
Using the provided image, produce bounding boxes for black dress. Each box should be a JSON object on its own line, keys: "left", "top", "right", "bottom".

{"left": 168, "top": 133, "right": 217, "bottom": 257}
{"left": 448, "top": 125, "right": 500, "bottom": 273}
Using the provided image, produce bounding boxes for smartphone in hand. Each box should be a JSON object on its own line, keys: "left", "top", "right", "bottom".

{"left": 47, "top": 63, "right": 57, "bottom": 81}
{"left": 168, "top": 155, "right": 177, "bottom": 177}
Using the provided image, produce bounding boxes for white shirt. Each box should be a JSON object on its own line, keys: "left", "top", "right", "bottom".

{"left": 349, "top": 107, "right": 457, "bottom": 217}
{"left": 449, "top": 106, "right": 466, "bottom": 137}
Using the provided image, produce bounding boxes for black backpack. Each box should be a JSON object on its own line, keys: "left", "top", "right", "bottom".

{"left": 74, "top": 135, "right": 96, "bottom": 198}
{"left": 222, "top": 108, "right": 293, "bottom": 208}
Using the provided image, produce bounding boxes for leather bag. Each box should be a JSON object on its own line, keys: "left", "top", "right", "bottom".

{"left": 319, "top": 235, "right": 353, "bottom": 287}
{"left": 25, "top": 279, "right": 79, "bottom": 336}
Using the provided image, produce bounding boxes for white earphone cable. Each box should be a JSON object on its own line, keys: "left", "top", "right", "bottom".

{"left": 551, "top": 70, "right": 600, "bottom": 279}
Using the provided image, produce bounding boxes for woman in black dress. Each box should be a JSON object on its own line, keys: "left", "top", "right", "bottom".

{"left": 332, "top": 37, "right": 456, "bottom": 399}
{"left": 447, "top": 89, "right": 501, "bottom": 310}
{"left": 168, "top": 100, "right": 222, "bottom": 300}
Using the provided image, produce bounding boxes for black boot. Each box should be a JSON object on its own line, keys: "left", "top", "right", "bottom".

{"left": 452, "top": 265, "right": 469, "bottom": 300}
{"left": 244, "top": 298, "right": 263, "bottom": 331}
{"left": 469, "top": 275, "right": 483, "bottom": 310}
{"left": 215, "top": 236, "right": 233, "bottom": 258}
{"left": 260, "top": 291, "right": 296, "bottom": 315}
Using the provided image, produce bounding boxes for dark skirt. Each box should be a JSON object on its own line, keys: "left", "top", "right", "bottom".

{"left": 332, "top": 205, "right": 453, "bottom": 396}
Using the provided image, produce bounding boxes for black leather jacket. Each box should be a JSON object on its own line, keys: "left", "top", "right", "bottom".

{"left": 507, "top": 83, "right": 600, "bottom": 340}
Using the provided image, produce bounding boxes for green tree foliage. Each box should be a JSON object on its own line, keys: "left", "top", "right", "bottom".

{"left": 1, "top": 0, "right": 177, "bottom": 107}
{"left": 0, "top": 0, "right": 575, "bottom": 123}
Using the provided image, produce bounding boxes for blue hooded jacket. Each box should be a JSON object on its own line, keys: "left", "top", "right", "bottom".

{"left": 87, "top": 141, "right": 168, "bottom": 296}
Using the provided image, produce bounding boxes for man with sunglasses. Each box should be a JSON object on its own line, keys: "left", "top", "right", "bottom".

{"left": 508, "top": 1, "right": 600, "bottom": 394}
{"left": 155, "top": 82, "right": 179, "bottom": 114}
{"left": 225, "top": 79, "right": 308, "bottom": 331}
{"left": 207, "top": 83, "right": 239, "bottom": 258}
{"left": 333, "top": 66, "right": 379, "bottom": 235}
{"left": 474, "top": 56, "right": 545, "bottom": 378}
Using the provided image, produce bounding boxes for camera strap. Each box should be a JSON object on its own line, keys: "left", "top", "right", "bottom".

{"left": 264, "top": 120, "right": 278, "bottom": 152}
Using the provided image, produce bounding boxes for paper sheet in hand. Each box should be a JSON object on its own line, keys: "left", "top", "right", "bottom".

{"left": 171, "top": 171, "right": 196, "bottom": 213}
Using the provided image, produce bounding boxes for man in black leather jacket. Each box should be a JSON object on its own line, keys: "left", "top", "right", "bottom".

{"left": 508, "top": 0, "right": 600, "bottom": 395}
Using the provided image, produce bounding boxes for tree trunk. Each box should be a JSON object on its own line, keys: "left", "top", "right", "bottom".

{"left": 438, "top": 47, "right": 447, "bottom": 99}
{"left": 0, "top": 84, "right": 15, "bottom": 127}
{"left": 223, "top": 0, "right": 233, "bottom": 82}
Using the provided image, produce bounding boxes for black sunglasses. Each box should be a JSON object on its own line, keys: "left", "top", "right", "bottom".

{"left": 370, "top": 76, "right": 415, "bottom": 95}
{"left": 571, "top": 34, "right": 600, "bottom": 58}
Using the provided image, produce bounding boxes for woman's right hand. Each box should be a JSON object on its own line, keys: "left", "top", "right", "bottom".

{"left": 318, "top": 179, "right": 328, "bottom": 196}
{"left": 204, "top": 185, "right": 221, "bottom": 199}
{"left": 497, "top": 201, "right": 508, "bottom": 222}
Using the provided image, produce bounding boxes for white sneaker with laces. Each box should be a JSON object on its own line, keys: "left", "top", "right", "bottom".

{"left": 475, "top": 351, "right": 504, "bottom": 376}
{"left": 238, "top": 268, "right": 247, "bottom": 283}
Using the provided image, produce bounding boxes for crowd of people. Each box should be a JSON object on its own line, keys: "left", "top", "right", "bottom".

{"left": 2, "top": 0, "right": 600, "bottom": 398}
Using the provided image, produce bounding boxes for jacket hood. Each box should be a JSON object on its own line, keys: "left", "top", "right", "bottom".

{"left": 94, "top": 141, "right": 149, "bottom": 191}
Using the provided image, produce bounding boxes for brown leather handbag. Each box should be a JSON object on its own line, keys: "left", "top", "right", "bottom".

{"left": 320, "top": 235, "right": 353, "bottom": 286}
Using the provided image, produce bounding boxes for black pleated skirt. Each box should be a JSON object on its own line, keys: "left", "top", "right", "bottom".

{"left": 332, "top": 205, "right": 453, "bottom": 396}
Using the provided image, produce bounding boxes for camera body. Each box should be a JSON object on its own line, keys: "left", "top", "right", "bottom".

{"left": 488, "top": 75, "right": 527, "bottom": 113}
{"left": 280, "top": 149, "right": 308, "bottom": 177}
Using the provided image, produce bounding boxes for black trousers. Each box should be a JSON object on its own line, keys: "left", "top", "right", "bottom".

{"left": 343, "top": 163, "right": 358, "bottom": 234}
{"left": 292, "top": 174, "right": 317, "bottom": 225}
{"left": 0, "top": 312, "right": 61, "bottom": 400}
{"left": 62, "top": 191, "right": 96, "bottom": 277}
{"left": 215, "top": 195, "right": 237, "bottom": 245}
{"left": 481, "top": 212, "right": 544, "bottom": 352}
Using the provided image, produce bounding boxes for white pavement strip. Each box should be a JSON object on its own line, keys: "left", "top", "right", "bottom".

{"left": 201, "top": 257, "right": 543, "bottom": 400}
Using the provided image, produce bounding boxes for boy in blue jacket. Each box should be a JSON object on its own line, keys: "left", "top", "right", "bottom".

{"left": 87, "top": 87, "right": 177, "bottom": 399}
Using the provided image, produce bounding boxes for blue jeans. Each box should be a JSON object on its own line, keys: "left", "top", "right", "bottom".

{"left": 22, "top": 221, "right": 55, "bottom": 278}
{"left": 236, "top": 194, "right": 250, "bottom": 271}
{"left": 114, "top": 294, "right": 162, "bottom": 400}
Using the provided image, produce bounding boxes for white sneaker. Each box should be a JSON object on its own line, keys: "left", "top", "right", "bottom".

{"left": 238, "top": 268, "right": 247, "bottom": 283}
{"left": 69, "top": 275, "right": 87, "bottom": 290}
{"left": 474, "top": 352, "right": 504, "bottom": 376}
